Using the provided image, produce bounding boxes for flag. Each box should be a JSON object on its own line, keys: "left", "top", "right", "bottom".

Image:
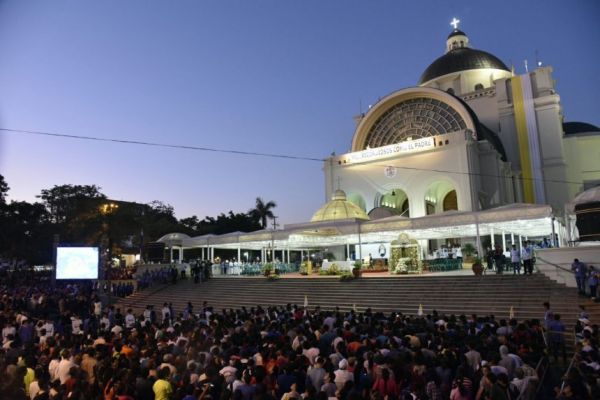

{"left": 509, "top": 306, "right": 515, "bottom": 319}
{"left": 304, "top": 295, "right": 308, "bottom": 308}
{"left": 418, "top": 304, "right": 424, "bottom": 316}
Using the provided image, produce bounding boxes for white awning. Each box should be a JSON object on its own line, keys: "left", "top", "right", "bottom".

{"left": 157, "top": 203, "right": 553, "bottom": 250}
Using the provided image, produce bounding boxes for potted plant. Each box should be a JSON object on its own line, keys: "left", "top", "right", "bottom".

{"left": 263, "top": 263, "right": 274, "bottom": 277}
{"left": 462, "top": 243, "right": 476, "bottom": 262}
{"left": 352, "top": 261, "right": 362, "bottom": 278}
{"left": 340, "top": 273, "right": 355, "bottom": 281}
{"left": 299, "top": 262, "right": 308, "bottom": 276}
{"left": 471, "top": 257, "right": 484, "bottom": 276}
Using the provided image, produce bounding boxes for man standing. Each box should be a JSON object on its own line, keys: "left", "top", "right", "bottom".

{"left": 521, "top": 241, "right": 534, "bottom": 275}
{"left": 571, "top": 259, "right": 587, "bottom": 295}
{"left": 494, "top": 244, "right": 504, "bottom": 274}
{"left": 588, "top": 266, "right": 599, "bottom": 300}
{"left": 510, "top": 245, "right": 521, "bottom": 275}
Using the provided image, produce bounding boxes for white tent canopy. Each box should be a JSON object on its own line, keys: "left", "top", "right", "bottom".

{"left": 156, "top": 203, "right": 554, "bottom": 252}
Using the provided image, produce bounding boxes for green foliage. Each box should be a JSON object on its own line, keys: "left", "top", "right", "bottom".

{"left": 318, "top": 263, "right": 341, "bottom": 275}
{"left": 462, "top": 243, "right": 476, "bottom": 257}
{"left": 267, "top": 274, "right": 280, "bottom": 281}
{"left": 38, "top": 184, "right": 106, "bottom": 224}
{"left": 0, "top": 174, "right": 9, "bottom": 205}
{"left": 248, "top": 197, "right": 277, "bottom": 229}
{"left": 181, "top": 211, "right": 262, "bottom": 236}
{"left": 339, "top": 273, "right": 355, "bottom": 281}
{"left": 0, "top": 176, "right": 272, "bottom": 265}
{"left": 299, "top": 261, "right": 308, "bottom": 274}
{"left": 262, "top": 263, "right": 274, "bottom": 276}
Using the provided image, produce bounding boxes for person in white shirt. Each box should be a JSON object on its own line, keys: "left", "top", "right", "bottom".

{"left": 2, "top": 323, "right": 16, "bottom": 345}
{"left": 162, "top": 303, "right": 171, "bottom": 324}
{"left": 125, "top": 309, "right": 136, "bottom": 329}
{"left": 93, "top": 299, "right": 102, "bottom": 317}
{"left": 99, "top": 314, "right": 110, "bottom": 332}
{"left": 521, "top": 241, "right": 534, "bottom": 275}
{"left": 111, "top": 324, "right": 123, "bottom": 336}
{"left": 143, "top": 306, "right": 152, "bottom": 325}
{"left": 510, "top": 245, "right": 521, "bottom": 275}
{"left": 334, "top": 359, "right": 354, "bottom": 390}
{"left": 48, "top": 351, "right": 61, "bottom": 382}
{"left": 43, "top": 320, "right": 54, "bottom": 337}
{"left": 57, "top": 350, "right": 76, "bottom": 384}
{"left": 71, "top": 316, "right": 83, "bottom": 335}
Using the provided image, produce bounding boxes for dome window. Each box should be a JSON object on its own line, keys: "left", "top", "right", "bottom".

{"left": 474, "top": 83, "right": 484, "bottom": 91}
{"left": 446, "top": 88, "right": 455, "bottom": 95}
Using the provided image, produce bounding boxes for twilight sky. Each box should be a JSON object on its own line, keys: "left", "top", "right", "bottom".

{"left": 1, "top": 0, "right": 598, "bottom": 225}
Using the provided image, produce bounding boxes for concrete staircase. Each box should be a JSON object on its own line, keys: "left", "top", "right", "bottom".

{"left": 117, "top": 274, "right": 587, "bottom": 328}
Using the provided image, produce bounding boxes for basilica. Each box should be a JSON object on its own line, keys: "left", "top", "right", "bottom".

{"left": 324, "top": 21, "right": 599, "bottom": 222}
{"left": 158, "top": 21, "right": 600, "bottom": 265}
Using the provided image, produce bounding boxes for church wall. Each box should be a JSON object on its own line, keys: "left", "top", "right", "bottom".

{"left": 422, "top": 69, "right": 512, "bottom": 96}
{"left": 533, "top": 95, "right": 570, "bottom": 212}
{"left": 476, "top": 142, "right": 506, "bottom": 208}
{"left": 496, "top": 78, "right": 522, "bottom": 170}
{"left": 325, "top": 132, "right": 475, "bottom": 218}
{"left": 463, "top": 93, "right": 500, "bottom": 131}
{"left": 564, "top": 135, "right": 600, "bottom": 194}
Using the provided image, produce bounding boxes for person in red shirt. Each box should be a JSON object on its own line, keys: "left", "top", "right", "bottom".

{"left": 371, "top": 368, "right": 398, "bottom": 398}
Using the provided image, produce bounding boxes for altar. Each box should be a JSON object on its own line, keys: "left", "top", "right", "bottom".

{"left": 321, "top": 260, "right": 354, "bottom": 272}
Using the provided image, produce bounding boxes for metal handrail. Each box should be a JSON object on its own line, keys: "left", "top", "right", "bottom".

{"left": 532, "top": 356, "right": 549, "bottom": 400}
{"left": 536, "top": 255, "right": 574, "bottom": 286}
{"left": 536, "top": 256, "right": 574, "bottom": 274}
{"left": 557, "top": 352, "right": 577, "bottom": 398}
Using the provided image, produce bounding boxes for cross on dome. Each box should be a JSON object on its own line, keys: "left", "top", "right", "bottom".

{"left": 450, "top": 17, "right": 460, "bottom": 30}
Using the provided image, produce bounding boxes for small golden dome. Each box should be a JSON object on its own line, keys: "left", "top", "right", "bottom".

{"left": 311, "top": 190, "right": 370, "bottom": 222}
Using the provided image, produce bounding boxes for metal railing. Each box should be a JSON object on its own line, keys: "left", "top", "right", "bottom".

{"left": 536, "top": 255, "right": 574, "bottom": 286}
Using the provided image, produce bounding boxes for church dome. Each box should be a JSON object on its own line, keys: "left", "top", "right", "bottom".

{"left": 419, "top": 47, "right": 510, "bottom": 85}
{"left": 418, "top": 27, "right": 509, "bottom": 86}
{"left": 311, "top": 190, "right": 370, "bottom": 222}
{"left": 563, "top": 121, "right": 600, "bottom": 135}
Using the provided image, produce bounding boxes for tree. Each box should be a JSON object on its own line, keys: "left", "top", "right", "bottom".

{"left": 0, "top": 174, "right": 8, "bottom": 205}
{"left": 0, "top": 201, "right": 53, "bottom": 264}
{"left": 249, "top": 197, "right": 277, "bottom": 229}
{"left": 38, "top": 184, "right": 106, "bottom": 224}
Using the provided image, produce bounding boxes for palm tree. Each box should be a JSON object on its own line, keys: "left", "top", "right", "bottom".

{"left": 249, "top": 197, "right": 277, "bottom": 229}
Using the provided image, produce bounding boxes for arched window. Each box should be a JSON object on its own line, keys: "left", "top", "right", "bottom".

{"left": 426, "top": 201, "right": 436, "bottom": 215}
{"left": 362, "top": 96, "right": 467, "bottom": 149}
{"left": 401, "top": 199, "right": 410, "bottom": 217}
{"left": 474, "top": 83, "right": 484, "bottom": 91}
{"left": 446, "top": 88, "right": 455, "bottom": 95}
{"left": 443, "top": 190, "right": 458, "bottom": 211}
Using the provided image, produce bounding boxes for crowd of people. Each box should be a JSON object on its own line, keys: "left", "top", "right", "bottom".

{"left": 104, "top": 266, "right": 137, "bottom": 281}
{"left": 1, "top": 271, "right": 599, "bottom": 400}
{"left": 484, "top": 241, "right": 536, "bottom": 276}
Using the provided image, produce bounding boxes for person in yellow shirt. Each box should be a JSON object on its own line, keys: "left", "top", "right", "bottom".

{"left": 22, "top": 364, "right": 35, "bottom": 396}
{"left": 153, "top": 366, "right": 173, "bottom": 400}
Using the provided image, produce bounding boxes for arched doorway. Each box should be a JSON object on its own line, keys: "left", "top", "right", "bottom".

{"left": 443, "top": 190, "right": 458, "bottom": 211}
{"left": 378, "top": 188, "right": 410, "bottom": 217}
{"left": 424, "top": 181, "right": 458, "bottom": 215}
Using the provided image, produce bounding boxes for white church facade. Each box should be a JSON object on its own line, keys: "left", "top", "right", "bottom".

{"left": 157, "top": 22, "right": 600, "bottom": 264}
{"left": 325, "top": 23, "right": 600, "bottom": 222}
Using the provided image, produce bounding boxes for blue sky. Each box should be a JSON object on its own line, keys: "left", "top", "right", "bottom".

{"left": 0, "top": 0, "right": 598, "bottom": 225}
